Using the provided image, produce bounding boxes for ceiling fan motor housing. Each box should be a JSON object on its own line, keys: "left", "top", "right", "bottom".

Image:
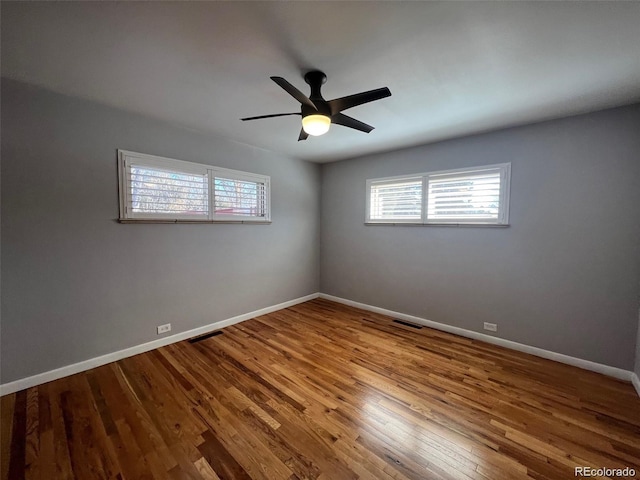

{"left": 303, "top": 70, "right": 331, "bottom": 117}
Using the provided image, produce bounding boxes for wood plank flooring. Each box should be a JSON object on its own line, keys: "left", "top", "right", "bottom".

{"left": 2, "top": 298, "right": 639, "bottom": 479}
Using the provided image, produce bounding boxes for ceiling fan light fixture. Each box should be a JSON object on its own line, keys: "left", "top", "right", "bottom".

{"left": 302, "top": 114, "right": 331, "bottom": 136}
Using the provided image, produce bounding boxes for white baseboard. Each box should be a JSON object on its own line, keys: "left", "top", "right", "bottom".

{"left": 3, "top": 292, "right": 638, "bottom": 400}
{"left": 0, "top": 293, "right": 320, "bottom": 397}
{"left": 319, "top": 293, "right": 636, "bottom": 385}
{"left": 632, "top": 373, "right": 640, "bottom": 397}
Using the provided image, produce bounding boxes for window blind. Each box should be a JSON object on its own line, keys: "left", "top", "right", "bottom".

{"left": 426, "top": 168, "right": 502, "bottom": 223}
{"left": 369, "top": 177, "right": 423, "bottom": 221}
{"left": 214, "top": 176, "right": 268, "bottom": 219}
{"left": 128, "top": 164, "right": 209, "bottom": 218}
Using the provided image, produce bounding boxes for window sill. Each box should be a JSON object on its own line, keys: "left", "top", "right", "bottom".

{"left": 365, "top": 222, "right": 510, "bottom": 227}
{"left": 118, "top": 219, "right": 271, "bottom": 224}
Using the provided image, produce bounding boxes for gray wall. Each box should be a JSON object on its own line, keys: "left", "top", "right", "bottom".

{"left": 1, "top": 79, "right": 321, "bottom": 384}
{"left": 321, "top": 105, "right": 640, "bottom": 370}
{"left": 3, "top": 77, "right": 640, "bottom": 385}
{"left": 636, "top": 313, "right": 640, "bottom": 378}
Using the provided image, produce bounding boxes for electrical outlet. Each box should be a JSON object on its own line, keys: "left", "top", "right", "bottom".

{"left": 157, "top": 323, "right": 171, "bottom": 335}
{"left": 483, "top": 322, "right": 497, "bottom": 332}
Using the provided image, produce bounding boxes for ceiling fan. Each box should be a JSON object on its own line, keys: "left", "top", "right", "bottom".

{"left": 241, "top": 71, "right": 391, "bottom": 141}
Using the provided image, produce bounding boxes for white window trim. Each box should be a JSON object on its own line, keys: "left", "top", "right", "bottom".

{"left": 365, "top": 163, "right": 511, "bottom": 226}
{"left": 118, "top": 150, "right": 271, "bottom": 223}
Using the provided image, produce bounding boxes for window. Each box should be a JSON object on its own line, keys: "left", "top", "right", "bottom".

{"left": 118, "top": 150, "right": 270, "bottom": 222}
{"left": 366, "top": 163, "right": 510, "bottom": 225}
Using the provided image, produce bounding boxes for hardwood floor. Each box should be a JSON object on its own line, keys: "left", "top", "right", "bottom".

{"left": 2, "top": 298, "right": 639, "bottom": 479}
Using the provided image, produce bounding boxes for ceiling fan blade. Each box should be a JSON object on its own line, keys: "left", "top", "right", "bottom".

{"left": 298, "top": 128, "right": 309, "bottom": 141}
{"left": 241, "top": 112, "right": 300, "bottom": 121}
{"left": 331, "top": 113, "right": 374, "bottom": 133}
{"left": 271, "top": 77, "right": 318, "bottom": 110}
{"left": 328, "top": 87, "right": 391, "bottom": 114}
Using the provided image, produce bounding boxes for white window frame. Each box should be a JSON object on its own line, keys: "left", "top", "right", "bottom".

{"left": 118, "top": 150, "right": 271, "bottom": 223}
{"left": 366, "top": 163, "right": 511, "bottom": 226}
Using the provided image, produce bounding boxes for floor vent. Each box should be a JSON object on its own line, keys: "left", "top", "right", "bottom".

{"left": 189, "top": 331, "right": 223, "bottom": 343}
{"left": 392, "top": 319, "right": 422, "bottom": 329}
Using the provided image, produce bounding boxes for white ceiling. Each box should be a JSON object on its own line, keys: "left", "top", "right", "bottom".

{"left": 3, "top": 1, "right": 640, "bottom": 163}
